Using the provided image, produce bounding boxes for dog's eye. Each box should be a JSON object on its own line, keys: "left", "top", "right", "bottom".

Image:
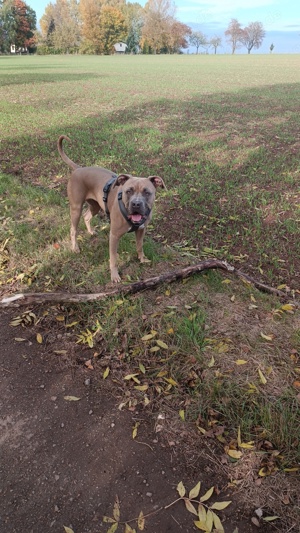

{"left": 143, "top": 189, "right": 151, "bottom": 196}
{"left": 126, "top": 188, "right": 134, "bottom": 195}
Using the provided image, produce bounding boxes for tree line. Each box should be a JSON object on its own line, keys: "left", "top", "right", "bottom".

{"left": 0, "top": 0, "right": 266, "bottom": 56}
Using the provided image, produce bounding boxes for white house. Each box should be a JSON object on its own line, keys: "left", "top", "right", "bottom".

{"left": 113, "top": 42, "right": 127, "bottom": 54}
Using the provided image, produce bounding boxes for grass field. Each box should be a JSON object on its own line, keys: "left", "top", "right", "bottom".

{"left": 1, "top": 54, "right": 300, "bottom": 531}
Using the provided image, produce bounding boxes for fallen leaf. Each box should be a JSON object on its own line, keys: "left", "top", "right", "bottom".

{"left": 260, "top": 332, "right": 274, "bottom": 341}
{"left": 258, "top": 368, "right": 267, "bottom": 385}
{"left": 156, "top": 339, "right": 169, "bottom": 350}
{"left": 210, "top": 501, "right": 232, "bottom": 511}
{"left": 185, "top": 498, "right": 198, "bottom": 516}
{"left": 235, "top": 359, "right": 247, "bottom": 365}
{"left": 64, "top": 527, "right": 75, "bottom": 533}
{"left": 14, "top": 338, "right": 26, "bottom": 342}
{"left": 179, "top": 409, "right": 185, "bottom": 421}
{"left": 137, "top": 510, "right": 145, "bottom": 531}
{"left": 189, "top": 481, "right": 201, "bottom": 500}
{"left": 64, "top": 396, "right": 80, "bottom": 401}
{"left": 177, "top": 481, "right": 186, "bottom": 498}
{"left": 200, "top": 486, "right": 214, "bottom": 502}
{"left": 103, "top": 367, "right": 110, "bottom": 379}
{"left": 212, "top": 511, "right": 224, "bottom": 532}
{"left": 194, "top": 520, "right": 208, "bottom": 531}
{"left": 263, "top": 516, "right": 279, "bottom": 522}
{"left": 227, "top": 449, "right": 242, "bottom": 460}
{"left": 36, "top": 333, "right": 43, "bottom": 344}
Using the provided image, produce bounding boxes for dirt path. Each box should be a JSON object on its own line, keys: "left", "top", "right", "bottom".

{"left": 0, "top": 308, "right": 264, "bottom": 533}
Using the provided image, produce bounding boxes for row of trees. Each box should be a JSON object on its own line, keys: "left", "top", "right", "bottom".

{"left": 0, "top": 0, "right": 266, "bottom": 56}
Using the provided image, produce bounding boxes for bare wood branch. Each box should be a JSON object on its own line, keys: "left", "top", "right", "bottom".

{"left": 1, "top": 259, "right": 298, "bottom": 308}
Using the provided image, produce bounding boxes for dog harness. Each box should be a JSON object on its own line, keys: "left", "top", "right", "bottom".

{"left": 102, "top": 175, "right": 118, "bottom": 220}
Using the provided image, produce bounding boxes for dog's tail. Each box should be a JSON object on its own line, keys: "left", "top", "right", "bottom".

{"left": 57, "top": 135, "right": 81, "bottom": 170}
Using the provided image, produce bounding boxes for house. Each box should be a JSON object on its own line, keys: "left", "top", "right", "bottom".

{"left": 113, "top": 42, "right": 127, "bottom": 54}
{"left": 10, "top": 44, "right": 28, "bottom": 54}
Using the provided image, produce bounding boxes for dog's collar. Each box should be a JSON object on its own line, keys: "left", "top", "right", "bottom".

{"left": 118, "top": 191, "right": 151, "bottom": 233}
{"left": 103, "top": 175, "right": 118, "bottom": 220}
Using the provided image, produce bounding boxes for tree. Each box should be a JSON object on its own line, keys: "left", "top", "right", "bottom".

{"left": 141, "top": 0, "right": 175, "bottom": 54}
{"left": 98, "top": 5, "right": 127, "bottom": 54}
{"left": 166, "top": 20, "right": 191, "bottom": 53}
{"left": 189, "top": 30, "right": 206, "bottom": 54}
{"left": 241, "top": 21, "right": 265, "bottom": 54}
{"left": 209, "top": 35, "right": 222, "bottom": 54}
{"left": 39, "top": 0, "right": 80, "bottom": 53}
{"left": 225, "top": 18, "right": 243, "bottom": 54}
{"left": 122, "top": 2, "right": 143, "bottom": 53}
{"left": 79, "top": 0, "right": 102, "bottom": 53}
{"left": 0, "top": 0, "right": 36, "bottom": 52}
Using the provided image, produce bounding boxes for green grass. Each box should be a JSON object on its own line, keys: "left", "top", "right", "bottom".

{"left": 1, "top": 55, "right": 300, "bottom": 518}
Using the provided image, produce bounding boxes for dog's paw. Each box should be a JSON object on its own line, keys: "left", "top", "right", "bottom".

{"left": 111, "top": 270, "right": 121, "bottom": 283}
{"left": 139, "top": 256, "right": 151, "bottom": 264}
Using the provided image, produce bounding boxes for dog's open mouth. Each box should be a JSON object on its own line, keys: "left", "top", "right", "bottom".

{"left": 128, "top": 214, "right": 143, "bottom": 223}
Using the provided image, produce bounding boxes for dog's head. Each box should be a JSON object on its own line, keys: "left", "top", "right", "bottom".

{"left": 114, "top": 174, "right": 166, "bottom": 223}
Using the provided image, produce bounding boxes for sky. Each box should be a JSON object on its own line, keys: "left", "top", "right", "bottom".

{"left": 29, "top": 0, "right": 300, "bottom": 54}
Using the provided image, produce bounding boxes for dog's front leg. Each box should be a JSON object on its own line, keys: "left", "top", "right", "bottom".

{"left": 109, "top": 231, "right": 121, "bottom": 282}
{"left": 135, "top": 228, "right": 150, "bottom": 264}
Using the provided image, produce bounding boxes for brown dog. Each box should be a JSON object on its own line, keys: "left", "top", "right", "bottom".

{"left": 58, "top": 135, "right": 166, "bottom": 282}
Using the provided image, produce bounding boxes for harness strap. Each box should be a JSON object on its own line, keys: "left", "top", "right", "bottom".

{"left": 103, "top": 175, "right": 118, "bottom": 220}
{"left": 118, "top": 191, "right": 151, "bottom": 233}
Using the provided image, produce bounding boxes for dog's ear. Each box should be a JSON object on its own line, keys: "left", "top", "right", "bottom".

{"left": 148, "top": 176, "right": 167, "bottom": 190}
{"left": 114, "top": 174, "right": 132, "bottom": 187}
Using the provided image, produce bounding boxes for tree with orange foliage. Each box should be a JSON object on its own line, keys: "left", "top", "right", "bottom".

{"left": 98, "top": 5, "right": 127, "bottom": 54}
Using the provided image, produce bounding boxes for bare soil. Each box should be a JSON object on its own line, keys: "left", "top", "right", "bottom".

{"left": 0, "top": 307, "right": 271, "bottom": 533}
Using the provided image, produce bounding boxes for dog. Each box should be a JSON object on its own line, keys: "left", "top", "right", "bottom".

{"left": 58, "top": 135, "right": 166, "bottom": 282}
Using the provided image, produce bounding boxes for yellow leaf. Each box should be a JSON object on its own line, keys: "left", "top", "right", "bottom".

{"left": 103, "top": 367, "right": 110, "bottom": 379}
{"left": 138, "top": 510, "right": 145, "bottom": 530}
{"left": 165, "top": 377, "right": 178, "bottom": 387}
{"left": 194, "top": 521, "right": 208, "bottom": 531}
{"left": 198, "top": 504, "right": 206, "bottom": 523}
{"left": 239, "top": 442, "right": 255, "bottom": 449}
{"left": 227, "top": 449, "right": 242, "bottom": 459}
{"left": 177, "top": 481, "right": 186, "bottom": 498}
{"left": 64, "top": 396, "right": 81, "bottom": 401}
{"left": 14, "top": 338, "right": 26, "bottom": 342}
{"left": 258, "top": 368, "right": 267, "bottom": 385}
{"left": 139, "top": 363, "right": 146, "bottom": 374}
{"left": 124, "top": 373, "right": 139, "bottom": 381}
{"left": 189, "top": 481, "right": 201, "bottom": 500}
{"left": 66, "top": 321, "right": 78, "bottom": 328}
{"left": 179, "top": 409, "right": 185, "bottom": 421}
{"left": 36, "top": 333, "right": 43, "bottom": 344}
{"left": 281, "top": 303, "right": 294, "bottom": 312}
{"left": 205, "top": 509, "right": 213, "bottom": 532}
{"left": 156, "top": 339, "right": 169, "bottom": 349}
{"left": 200, "top": 486, "right": 214, "bottom": 502}
{"left": 141, "top": 332, "right": 156, "bottom": 341}
{"left": 237, "top": 426, "right": 241, "bottom": 446}
{"left": 283, "top": 467, "right": 299, "bottom": 472}
{"left": 260, "top": 332, "right": 274, "bottom": 341}
{"left": 185, "top": 498, "right": 198, "bottom": 516}
{"left": 235, "top": 359, "right": 247, "bottom": 365}
{"left": 262, "top": 516, "right": 279, "bottom": 522}
{"left": 132, "top": 422, "right": 139, "bottom": 439}
{"left": 55, "top": 315, "right": 65, "bottom": 321}
{"left": 212, "top": 511, "right": 224, "bottom": 532}
{"left": 64, "top": 527, "right": 75, "bottom": 533}
{"left": 107, "top": 523, "right": 118, "bottom": 533}
{"left": 222, "top": 279, "right": 231, "bottom": 284}
{"left": 208, "top": 355, "right": 215, "bottom": 368}
{"left": 134, "top": 385, "right": 148, "bottom": 392}
{"left": 150, "top": 346, "right": 160, "bottom": 352}
{"left": 210, "top": 501, "right": 232, "bottom": 511}
{"left": 113, "top": 497, "right": 120, "bottom": 522}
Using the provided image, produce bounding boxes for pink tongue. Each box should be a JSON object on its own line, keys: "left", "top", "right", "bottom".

{"left": 131, "top": 214, "right": 142, "bottom": 222}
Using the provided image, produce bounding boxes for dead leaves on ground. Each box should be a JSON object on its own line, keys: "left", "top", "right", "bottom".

{"left": 103, "top": 496, "right": 145, "bottom": 532}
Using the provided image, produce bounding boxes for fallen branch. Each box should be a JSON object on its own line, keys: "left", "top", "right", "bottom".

{"left": 1, "top": 259, "right": 299, "bottom": 307}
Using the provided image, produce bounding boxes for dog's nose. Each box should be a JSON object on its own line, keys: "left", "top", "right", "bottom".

{"left": 131, "top": 199, "right": 142, "bottom": 209}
